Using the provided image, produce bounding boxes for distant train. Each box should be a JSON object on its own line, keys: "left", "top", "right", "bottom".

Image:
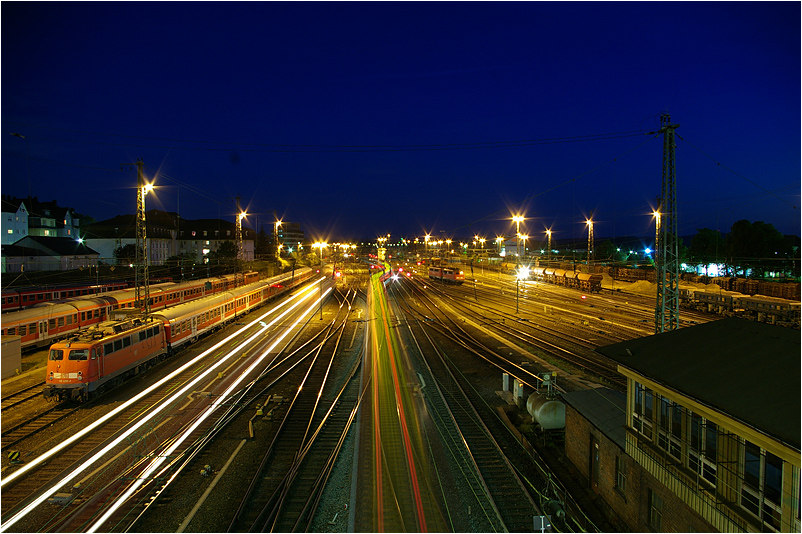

{"left": 1, "top": 272, "right": 260, "bottom": 350}
{"left": 428, "top": 265, "right": 465, "bottom": 284}
{"left": 529, "top": 267, "right": 603, "bottom": 293}
{"left": 680, "top": 288, "right": 800, "bottom": 327}
{"left": 43, "top": 268, "right": 315, "bottom": 402}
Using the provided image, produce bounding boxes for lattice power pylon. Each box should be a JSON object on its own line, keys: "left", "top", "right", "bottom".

{"left": 655, "top": 114, "right": 679, "bottom": 333}
{"left": 134, "top": 159, "right": 150, "bottom": 315}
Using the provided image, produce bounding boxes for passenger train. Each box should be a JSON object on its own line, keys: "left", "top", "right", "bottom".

{"left": 43, "top": 268, "right": 315, "bottom": 402}
{"left": 2, "top": 281, "right": 130, "bottom": 311}
{"left": 1, "top": 272, "right": 260, "bottom": 350}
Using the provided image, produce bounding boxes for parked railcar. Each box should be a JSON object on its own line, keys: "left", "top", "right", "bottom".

{"left": 2, "top": 281, "right": 130, "bottom": 312}
{"left": 428, "top": 266, "right": 465, "bottom": 284}
{"left": 43, "top": 268, "right": 314, "bottom": 402}
{"left": 1, "top": 272, "right": 262, "bottom": 350}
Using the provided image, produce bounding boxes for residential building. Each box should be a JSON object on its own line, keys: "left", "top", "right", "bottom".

{"left": 276, "top": 221, "right": 305, "bottom": 254}
{"left": 1, "top": 197, "right": 28, "bottom": 245}
{"left": 83, "top": 210, "right": 178, "bottom": 266}
{"left": 179, "top": 218, "right": 254, "bottom": 262}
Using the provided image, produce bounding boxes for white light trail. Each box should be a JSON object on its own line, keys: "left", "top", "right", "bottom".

{"left": 0, "top": 278, "right": 325, "bottom": 532}
{"left": 86, "top": 287, "right": 332, "bottom": 532}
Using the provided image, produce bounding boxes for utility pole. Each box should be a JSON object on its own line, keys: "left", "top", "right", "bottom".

{"left": 655, "top": 113, "right": 680, "bottom": 333}
{"left": 235, "top": 196, "right": 244, "bottom": 263}
{"left": 130, "top": 159, "right": 150, "bottom": 315}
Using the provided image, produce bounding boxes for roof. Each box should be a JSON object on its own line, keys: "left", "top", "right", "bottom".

{"left": 597, "top": 318, "right": 800, "bottom": 450}
{"left": 562, "top": 388, "right": 627, "bottom": 449}
{"left": 1, "top": 197, "right": 26, "bottom": 214}
{"left": 1, "top": 244, "right": 50, "bottom": 257}
{"left": 9, "top": 236, "right": 99, "bottom": 257}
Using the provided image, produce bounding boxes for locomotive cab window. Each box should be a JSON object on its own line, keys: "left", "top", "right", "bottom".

{"left": 69, "top": 349, "right": 89, "bottom": 360}
{"left": 50, "top": 349, "right": 64, "bottom": 360}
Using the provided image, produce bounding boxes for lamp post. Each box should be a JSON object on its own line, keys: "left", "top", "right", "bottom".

{"left": 586, "top": 218, "right": 594, "bottom": 265}
{"left": 275, "top": 220, "right": 282, "bottom": 264}
{"left": 546, "top": 229, "right": 552, "bottom": 265}
{"left": 512, "top": 215, "right": 525, "bottom": 259}
{"left": 521, "top": 234, "right": 529, "bottom": 260}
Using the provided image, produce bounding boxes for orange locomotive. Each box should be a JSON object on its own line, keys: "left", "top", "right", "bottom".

{"left": 44, "top": 319, "right": 166, "bottom": 402}
{"left": 43, "top": 268, "right": 314, "bottom": 402}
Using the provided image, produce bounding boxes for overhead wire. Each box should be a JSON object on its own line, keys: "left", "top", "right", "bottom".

{"left": 675, "top": 133, "right": 798, "bottom": 211}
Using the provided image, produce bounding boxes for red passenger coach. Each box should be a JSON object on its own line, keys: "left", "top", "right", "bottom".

{"left": 428, "top": 266, "right": 465, "bottom": 284}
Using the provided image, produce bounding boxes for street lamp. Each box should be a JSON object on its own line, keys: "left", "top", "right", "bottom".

{"left": 520, "top": 234, "right": 529, "bottom": 258}
{"left": 275, "top": 220, "right": 282, "bottom": 260}
{"left": 586, "top": 218, "right": 594, "bottom": 265}
{"left": 545, "top": 228, "right": 552, "bottom": 264}
{"left": 512, "top": 214, "right": 525, "bottom": 259}
{"left": 653, "top": 210, "right": 661, "bottom": 264}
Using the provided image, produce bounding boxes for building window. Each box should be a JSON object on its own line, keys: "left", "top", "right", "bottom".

{"left": 191, "top": 231, "right": 196, "bottom": 237}
{"left": 44, "top": 229, "right": 50, "bottom": 236}
{"left": 615, "top": 456, "right": 626, "bottom": 494}
{"left": 7, "top": 229, "right": 12, "bottom": 234}
{"left": 741, "top": 440, "right": 783, "bottom": 530}
{"left": 688, "top": 413, "right": 717, "bottom": 486}
{"left": 657, "top": 397, "right": 683, "bottom": 460}
{"left": 632, "top": 382, "right": 653, "bottom": 438}
{"left": 227, "top": 230, "right": 231, "bottom": 236}
{"left": 648, "top": 488, "right": 663, "bottom": 531}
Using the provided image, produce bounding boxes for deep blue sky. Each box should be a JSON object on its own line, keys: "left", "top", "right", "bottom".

{"left": 2, "top": 2, "right": 799, "bottom": 243}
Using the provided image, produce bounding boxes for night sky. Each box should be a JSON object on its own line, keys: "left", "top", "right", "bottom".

{"left": 2, "top": 2, "right": 799, "bottom": 243}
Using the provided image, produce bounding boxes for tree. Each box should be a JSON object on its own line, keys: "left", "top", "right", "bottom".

{"left": 688, "top": 228, "right": 724, "bottom": 275}
{"left": 726, "top": 220, "right": 787, "bottom": 277}
{"left": 113, "top": 244, "right": 137, "bottom": 265}
{"left": 164, "top": 252, "right": 198, "bottom": 280}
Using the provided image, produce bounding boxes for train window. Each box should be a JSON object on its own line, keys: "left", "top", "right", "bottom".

{"left": 66, "top": 316, "right": 73, "bottom": 325}
{"left": 45, "top": 293, "right": 51, "bottom": 300}
{"left": 50, "top": 349, "right": 64, "bottom": 360}
{"left": 91, "top": 349, "right": 96, "bottom": 359}
{"left": 18, "top": 325, "right": 26, "bottom": 336}
{"left": 123, "top": 336, "right": 131, "bottom": 348}
{"left": 49, "top": 319, "right": 56, "bottom": 329}
{"left": 58, "top": 317, "right": 65, "bottom": 327}
{"left": 7, "top": 327, "right": 16, "bottom": 335}
{"left": 104, "top": 342, "right": 114, "bottom": 355}
{"left": 81, "top": 312, "right": 86, "bottom": 321}
{"left": 28, "top": 323, "right": 35, "bottom": 335}
{"left": 113, "top": 339, "right": 123, "bottom": 351}
{"left": 69, "top": 349, "right": 89, "bottom": 360}
{"left": 94, "top": 310, "right": 100, "bottom": 318}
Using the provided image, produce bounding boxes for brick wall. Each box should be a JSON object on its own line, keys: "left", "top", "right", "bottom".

{"left": 565, "top": 403, "right": 715, "bottom": 532}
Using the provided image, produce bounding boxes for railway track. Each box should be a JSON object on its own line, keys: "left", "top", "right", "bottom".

{"left": 0, "top": 382, "right": 44, "bottom": 412}
{"left": 0, "top": 280, "right": 328, "bottom": 532}
{"left": 410, "top": 276, "right": 625, "bottom": 387}
{"left": 228, "top": 290, "right": 357, "bottom": 532}
{"left": 389, "top": 275, "right": 607, "bottom": 532}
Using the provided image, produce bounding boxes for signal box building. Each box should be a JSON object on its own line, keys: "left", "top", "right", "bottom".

{"left": 567, "top": 319, "right": 800, "bottom": 532}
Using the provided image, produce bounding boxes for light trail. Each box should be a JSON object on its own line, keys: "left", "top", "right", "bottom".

{"left": 376, "top": 274, "right": 428, "bottom": 531}
{"left": 0, "top": 278, "right": 325, "bottom": 532}
{"left": 86, "top": 287, "right": 332, "bottom": 533}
